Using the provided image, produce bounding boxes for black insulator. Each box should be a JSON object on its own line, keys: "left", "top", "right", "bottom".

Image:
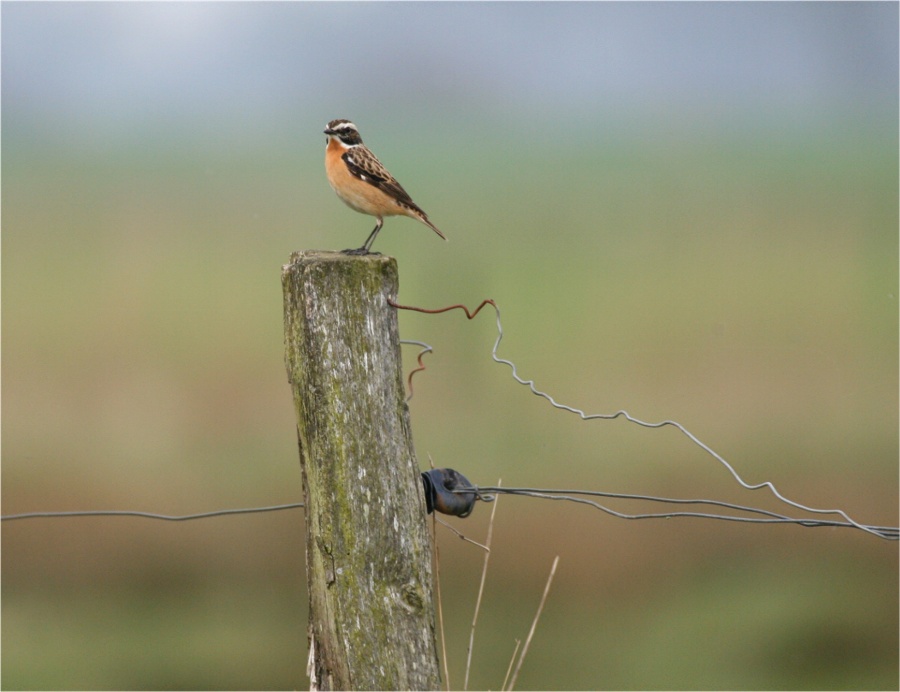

{"left": 421, "top": 468, "right": 477, "bottom": 518}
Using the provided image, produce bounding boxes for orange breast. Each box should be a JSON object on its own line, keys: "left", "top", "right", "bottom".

{"left": 325, "top": 140, "right": 408, "bottom": 218}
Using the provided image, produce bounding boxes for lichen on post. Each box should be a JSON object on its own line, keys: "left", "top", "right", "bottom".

{"left": 282, "top": 250, "right": 440, "bottom": 691}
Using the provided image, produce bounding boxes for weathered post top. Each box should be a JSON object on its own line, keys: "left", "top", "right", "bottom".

{"left": 282, "top": 250, "right": 440, "bottom": 691}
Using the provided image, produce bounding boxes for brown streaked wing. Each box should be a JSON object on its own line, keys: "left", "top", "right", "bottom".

{"left": 343, "top": 147, "right": 419, "bottom": 209}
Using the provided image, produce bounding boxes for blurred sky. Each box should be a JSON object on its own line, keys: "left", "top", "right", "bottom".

{"left": 3, "top": 2, "right": 897, "bottom": 147}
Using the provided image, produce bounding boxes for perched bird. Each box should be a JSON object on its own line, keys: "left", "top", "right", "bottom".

{"left": 324, "top": 119, "right": 446, "bottom": 254}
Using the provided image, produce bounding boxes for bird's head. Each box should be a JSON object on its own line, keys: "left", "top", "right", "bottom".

{"left": 324, "top": 119, "right": 362, "bottom": 147}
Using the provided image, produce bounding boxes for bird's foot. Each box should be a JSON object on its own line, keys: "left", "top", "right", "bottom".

{"left": 341, "top": 247, "right": 380, "bottom": 256}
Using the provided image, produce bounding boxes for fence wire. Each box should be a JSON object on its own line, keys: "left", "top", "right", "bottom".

{"left": 391, "top": 297, "right": 897, "bottom": 542}
{"left": 3, "top": 298, "right": 895, "bottom": 542}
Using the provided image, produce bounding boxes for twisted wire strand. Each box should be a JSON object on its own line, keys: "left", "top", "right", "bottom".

{"left": 4, "top": 493, "right": 895, "bottom": 539}
{"left": 4, "top": 300, "right": 893, "bottom": 542}
{"left": 2, "top": 504, "right": 305, "bottom": 522}
{"left": 462, "top": 486, "right": 898, "bottom": 538}
{"left": 390, "top": 298, "right": 894, "bottom": 541}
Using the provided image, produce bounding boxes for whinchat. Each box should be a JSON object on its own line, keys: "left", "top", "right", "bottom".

{"left": 324, "top": 119, "right": 446, "bottom": 255}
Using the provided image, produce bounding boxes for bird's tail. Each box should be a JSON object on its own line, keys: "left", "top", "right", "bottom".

{"left": 403, "top": 199, "right": 447, "bottom": 241}
{"left": 419, "top": 213, "right": 447, "bottom": 241}
{"left": 422, "top": 216, "right": 447, "bottom": 240}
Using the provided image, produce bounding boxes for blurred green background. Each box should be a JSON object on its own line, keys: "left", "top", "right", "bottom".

{"left": 2, "top": 3, "right": 897, "bottom": 690}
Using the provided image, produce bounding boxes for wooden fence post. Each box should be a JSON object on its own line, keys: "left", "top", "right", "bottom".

{"left": 282, "top": 250, "right": 440, "bottom": 691}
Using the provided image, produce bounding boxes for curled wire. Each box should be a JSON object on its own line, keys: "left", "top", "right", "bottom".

{"left": 392, "top": 298, "right": 497, "bottom": 400}
{"left": 398, "top": 340, "right": 433, "bottom": 401}
{"left": 391, "top": 298, "right": 896, "bottom": 542}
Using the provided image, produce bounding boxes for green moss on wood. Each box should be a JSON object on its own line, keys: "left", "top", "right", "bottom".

{"left": 282, "top": 251, "right": 439, "bottom": 691}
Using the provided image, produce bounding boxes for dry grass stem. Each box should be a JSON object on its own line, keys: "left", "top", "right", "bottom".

{"left": 501, "top": 638, "right": 521, "bottom": 692}
{"left": 506, "top": 555, "right": 560, "bottom": 691}
{"left": 433, "top": 516, "right": 451, "bottom": 691}
{"left": 464, "top": 480, "right": 501, "bottom": 690}
{"left": 436, "top": 516, "right": 491, "bottom": 551}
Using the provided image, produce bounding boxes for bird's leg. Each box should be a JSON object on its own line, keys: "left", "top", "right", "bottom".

{"left": 342, "top": 218, "right": 383, "bottom": 255}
